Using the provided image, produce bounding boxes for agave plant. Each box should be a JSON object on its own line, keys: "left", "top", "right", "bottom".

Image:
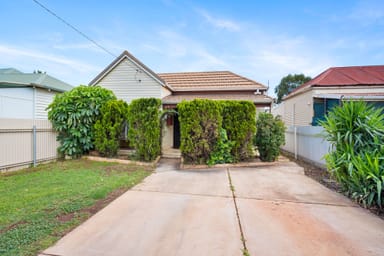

{"left": 320, "top": 101, "right": 384, "bottom": 210}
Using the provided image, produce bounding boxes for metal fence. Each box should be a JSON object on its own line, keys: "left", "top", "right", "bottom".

{"left": 0, "top": 119, "right": 59, "bottom": 171}
{"left": 282, "top": 126, "right": 330, "bottom": 168}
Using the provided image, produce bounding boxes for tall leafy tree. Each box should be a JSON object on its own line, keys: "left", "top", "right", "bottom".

{"left": 274, "top": 74, "right": 312, "bottom": 103}
{"left": 47, "top": 86, "right": 116, "bottom": 157}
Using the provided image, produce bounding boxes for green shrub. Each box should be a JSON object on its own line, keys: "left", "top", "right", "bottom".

{"left": 321, "top": 101, "right": 384, "bottom": 209}
{"left": 207, "top": 128, "right": 234, "bottom": 166}
{"left": 94, "top": 99, "right": 129, "bottom": 157}
{"left": 128, "top": 98, "right": 161, "bottom": 161}
{"left": 254, "top": 113, "right": 285, "bottom": 162}
{"left": 178, "top": 99, "right": 222, "bottom": 164}
{"left": 222, "top": 101, "right": 256, "bottom": 161}
{"left": 47, "top": 86, "right": 116, "bottom": 157}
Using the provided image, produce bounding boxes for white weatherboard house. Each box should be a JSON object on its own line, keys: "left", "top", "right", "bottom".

{"left": 89, "top": 50, "right": 273, "bottom": 152}
{"left": 0, "top": 68, "right": 72, "bottom": 171}
{"left": 0, "top": 68, "right": 73, "bottom": 119}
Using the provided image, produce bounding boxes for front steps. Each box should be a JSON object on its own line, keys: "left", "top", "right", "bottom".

{"left": 162, "top": 148, "right": 181, "bottom": 159}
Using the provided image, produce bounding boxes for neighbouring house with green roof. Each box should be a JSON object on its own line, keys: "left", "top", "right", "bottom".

{"left": 0, "top": 68, "right": 73, "bottom": 119}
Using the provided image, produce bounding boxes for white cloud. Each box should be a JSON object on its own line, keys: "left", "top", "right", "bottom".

{"left": 154, "top": 29, "right": 229, "bottom": 70}
{"left": 0, "top": 44, "right": 98, "bottom": 72}
{"left": 231, "top": 32, "right": 336, "bottom": 94}
{"left": 0, "top": 44, "right": 101, "bottom": 85}
{"left": 142, "top": 25, "right": 335, "bottom": 96}
{"left": 196, "top": 8, "right": 241, "bottom": 31}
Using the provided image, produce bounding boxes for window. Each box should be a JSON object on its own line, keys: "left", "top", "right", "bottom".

{"left": 312, "top": 98, "right": 340, "bottom": 126}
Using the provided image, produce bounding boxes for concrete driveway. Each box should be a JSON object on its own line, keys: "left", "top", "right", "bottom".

{"left": 40, "top": 159, "right": 384, "bottom": 256}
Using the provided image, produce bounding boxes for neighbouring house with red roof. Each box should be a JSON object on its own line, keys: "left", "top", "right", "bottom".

{"left": 89, "top": 50, "right": 272, "bottom": 151}
{"left": 274, "top": 65, "right": 384, "bottom": 126}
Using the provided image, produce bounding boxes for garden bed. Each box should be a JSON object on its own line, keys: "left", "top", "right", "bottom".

{"left": 86, "top": 150, "right": 161, "bottom": 167}
{"left": 180, "top": 155, "right": 290, "bottom": 170}
{"left": 83, "top": 155, "right": 161, "bottom": 168}
{"left": 282, "top": 152, "right": 341, "bottom": 192}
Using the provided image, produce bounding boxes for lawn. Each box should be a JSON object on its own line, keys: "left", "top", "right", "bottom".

{"left": 0, "top": 159, "right": 153, "bottom": 256}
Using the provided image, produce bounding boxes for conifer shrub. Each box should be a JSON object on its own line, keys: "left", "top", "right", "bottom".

{"left": 94, "top": 99, "right": 129, "bottom": 157}
{"left": 222, "top": 101, "right": 256, "bottom": 161}
{"left": 178, "top": 99, "right": 222, "bottom": 164}
{"left": 127, "top": 98, "right": 161, "bottom": 161}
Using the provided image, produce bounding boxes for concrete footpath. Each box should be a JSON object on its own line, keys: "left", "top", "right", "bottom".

{"left": 40, "top": 159, "right": 384, "bottom": 256}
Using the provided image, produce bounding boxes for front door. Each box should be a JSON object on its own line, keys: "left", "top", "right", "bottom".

{"left": 173, "top": 114, "right": 180, "bottom": 148}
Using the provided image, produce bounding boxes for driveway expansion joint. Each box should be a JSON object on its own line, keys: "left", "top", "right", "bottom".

{"left": 235, "top": 196, "right": 358, "bottom": 208}
{"left": 227, "top": 168, "right": 248, "bottom": 254}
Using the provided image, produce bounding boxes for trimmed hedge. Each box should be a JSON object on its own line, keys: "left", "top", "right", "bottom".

{"left": 94, "top": 99, "right": 129, "bottom": 157}
{"left": 128, "top": 98, "right": 161, "bottom": 161}
{"left": 178, "top": 99, "right": 222, "bottom": 164}
{"left": 222, "top": 101, "right": 256, "bottom": 161}
{"left": 178, "top": 99, "right": 257, "bottom": 165}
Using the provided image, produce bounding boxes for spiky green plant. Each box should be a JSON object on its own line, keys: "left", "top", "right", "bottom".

{"left": 320, "top": 101, "right": 384, "bottom": 209}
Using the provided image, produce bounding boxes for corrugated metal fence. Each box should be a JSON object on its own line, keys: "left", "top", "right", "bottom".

{"left": 282, "top": 126, "right": 330, "bottom": 168}
{"left": 0, "top": 119, "right": 59, "bottom": 171}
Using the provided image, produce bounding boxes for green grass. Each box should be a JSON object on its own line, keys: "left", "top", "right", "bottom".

{"left": 0, "top": 159, "right": 152, "bottom": 256}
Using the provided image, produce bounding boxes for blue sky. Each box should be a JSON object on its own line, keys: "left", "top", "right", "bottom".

{"left": 1, "top": 0, "right": 383, "bottom": 95}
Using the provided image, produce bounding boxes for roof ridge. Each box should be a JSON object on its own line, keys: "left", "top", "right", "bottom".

{"left": 0, "top": 71, "right": 72, "bottom": 92}
{"left": 284, "top": 68, "right": 331, "bottom": 98}
{"left": 89, "top": 50, "right": 166, "bottom": 87}
{"left": 158, "top": 70, "right": 231, "bottom": 76}
{"left": 34, "top": 73, "right": 47, "bottom": 85}
{"left": 331, "top": 64, "right": 384, "bottom": 69}
{"left": 158, "top": 70, "right": 267, "bottom": 92}
{"left": 360, "top": 66, "right": 384, "bottom": 81}
{"left": 335, "top": 67, "right": 362, "bottom": 84}
{"left": 0, "top": 68, "right": 23, "bottom": 74}
{"left": 284, "top": 65, "right": 384, "bottom": 100}
{"left": 226, "top": 71, "right": 266, "bottom": 88}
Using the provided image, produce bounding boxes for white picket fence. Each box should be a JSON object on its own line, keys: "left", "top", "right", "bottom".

{"left": 282, "top": 126, "right": 330, "bottom": 168}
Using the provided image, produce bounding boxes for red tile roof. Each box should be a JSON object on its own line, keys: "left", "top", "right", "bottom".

{"left": 286, "top": 65, "right": 384, "bottom": 99}
{"left": 162, "top": 93, "right": 273, "bottom": 105}
{"left": 158, "top": 71, "right": 267, "bottom": 92}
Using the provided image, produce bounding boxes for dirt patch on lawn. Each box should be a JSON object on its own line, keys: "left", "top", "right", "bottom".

{"left": 57, "top": 213, "right": 75, "bottom": 223}
{"left": 0, "top": 220, "right": 28, "bottom": 235}
{"left": 56, "top": 188, "right": 128, "bottom": 224}
{"left": 84, "top": 188, "right": 127, "bottom": 215}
